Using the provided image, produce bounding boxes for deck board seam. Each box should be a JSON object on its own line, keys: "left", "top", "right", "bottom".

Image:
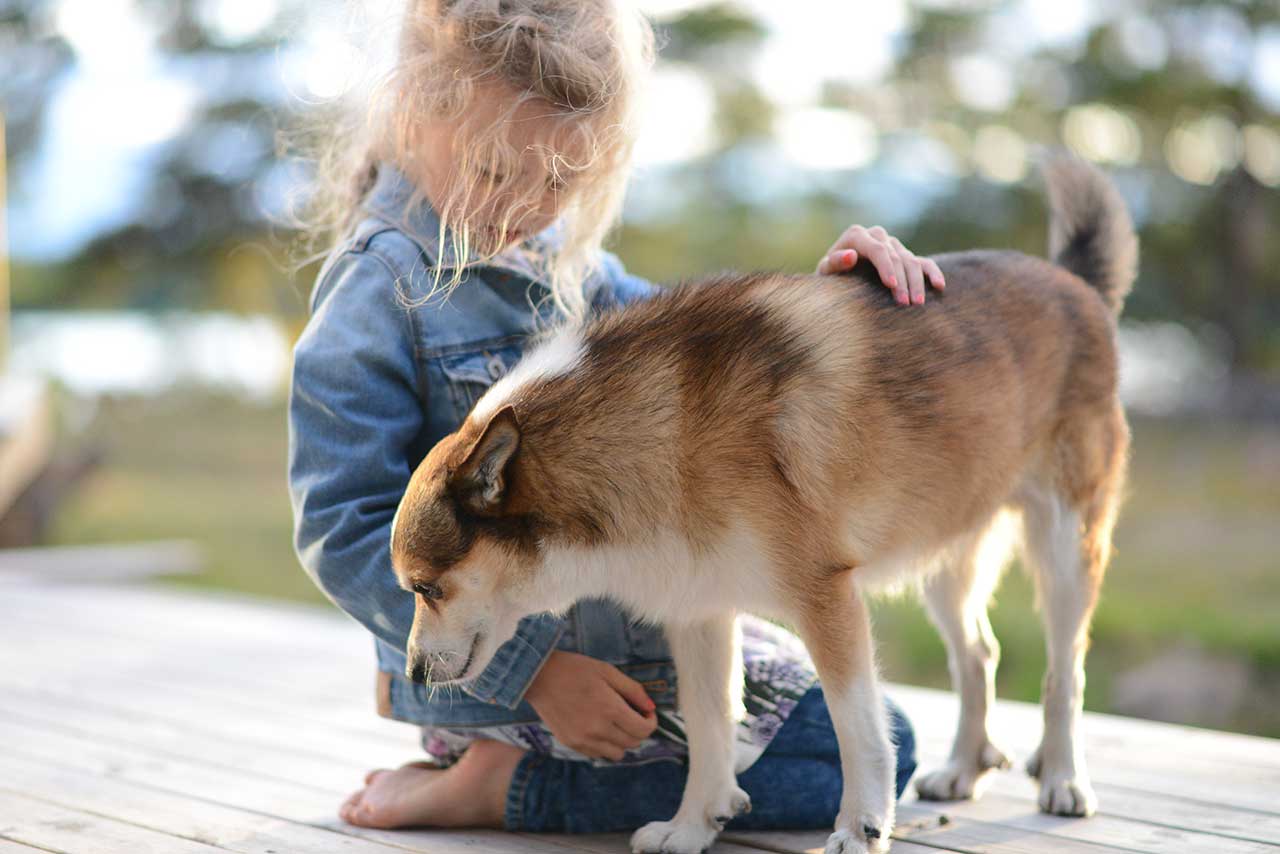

{"left": 0, "top": 727, "right": 649, "bottom": 854}
{"left": 0, "top": 759, "right": 416, "bottom": 854}
{"left": 0, "top": 709, "right": 345, "bottom": 797}
{"left": 0, "top": 835, "right": 64, "bottom": 854}
{"left": 1094, "top": 782, "right": 1280, "bottom": 821}
{"left": 0, "top": 788, "right": 240, "bottom": 853}
{"left": 0, "top": 682, "right": 404, "bottom": 767}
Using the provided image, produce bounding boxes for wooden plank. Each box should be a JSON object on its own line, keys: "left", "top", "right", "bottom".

{"left": 898, "top": 796, "right": 1279, "bottom": 853}
{"left": 0, "top": 710, "right": 935, "bottom": 854}
{"left": 898, "top": 761, "right": 1280, "bottom": 847}
{"left": 0, "top": 615, "right": 382, "bottom": 720}
{"left": 0, "top": 583, "right": 373, "bottom": 664}
{"left": 0, "top": 627, "right": 378, "bottom": 728}
{"left": 725, "top": 829, "right": 969, "bottom": 854}
{"left": 0, "top": 585, "right": 376, "bottom": 705}
{"left": 731, "top": 814, "right": 1133, "bottom": 854}
{"left": 686, "top": 833, "right": 958, "bottom": 854}
{"left": 527, "top": 833, "right": 781, "bottom": 854}
{"left": 0, "top": 752, "right": 410, "bottom": 854}
{"left": 0, "top": 690, "right": 922, "bottom": 854}
{"left": 8, "top": 582, "right": 1279, "bottom": 776}
{"left": 0, "top": 665, "right": 416, "bottom": 767}
{"left": 9, "top": 637, "right": 1279, "bottom": 828}
{"left": 0, "top": 718, "right": 642, "bottom": 854}
{"left": 896, "top": 687, "right": 1280, "bottom": 814}
{"left": 5, "top": 579, "right": 1279, "bottom": 853}
{"left": 0, "top": 840, "right": 54, "bottom": 854}
{"left": 0, "top": 792, "right": 228, "bottom": 854}
{"left": 0, "top": 617, "right": 412, "bottom": 746}
{"left": 0, "top": 691, "right": 403, "bottom": 797}
{"left": 1086, "top": 785, "right": 1280, "bottom": 847}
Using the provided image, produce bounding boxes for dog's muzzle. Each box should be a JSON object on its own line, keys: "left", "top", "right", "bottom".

{"left": 406, "top": 633, "right": 482, "bottom": 685}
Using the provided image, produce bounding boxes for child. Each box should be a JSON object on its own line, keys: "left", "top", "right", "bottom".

{"left": 289, "top": 0, "right": 944, "bottom": 835}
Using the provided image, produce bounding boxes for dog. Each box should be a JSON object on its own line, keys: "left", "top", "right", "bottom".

{"left": 388, "top": 153, "right": 1136, "bottom": 854}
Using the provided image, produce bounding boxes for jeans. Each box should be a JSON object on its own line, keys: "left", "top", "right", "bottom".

{"left": 504, "top": 685, "right": 917, "bottom": 833}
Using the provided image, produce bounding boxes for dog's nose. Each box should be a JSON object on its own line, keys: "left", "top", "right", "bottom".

{"left": 408, "top": 661, "right": 427, "bottom": 684}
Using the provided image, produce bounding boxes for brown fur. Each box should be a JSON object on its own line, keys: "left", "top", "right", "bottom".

{"left": 398, "top": 249, "right": 1124, "bottom": 584}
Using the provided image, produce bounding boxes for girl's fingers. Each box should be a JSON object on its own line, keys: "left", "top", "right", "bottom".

{"left": 611, "top": 697, "right": 658, "bottom": 739}
{"left": 893, "top": 240, "right": 926, "bottom": 305}
{"left": 603, "top": 666, "right": 656, "bottom": 714}
{"left": 924, "top": 257, "right": 946, "bottom": 290}
{"left": 893, "top": 250, "right": 912, "bottom": 305}
{"left": 612, "top": 717, "right": 650, "bottom": 747}
{"left": 907, "top": 258, "right": 926, "bottom": 305}
{"left": 881, "top": 243, "right": 910, "bottom": 305}
{"left": 817, "top": 249, "right": 857, "bottom": 275}
{"left": 864, "top": 242, "right": 903, "bottom": 302}
{"left": 589, "top": 739, "right": 627, "bottom": 761}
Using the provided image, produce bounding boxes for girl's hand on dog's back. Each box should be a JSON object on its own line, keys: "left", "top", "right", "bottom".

{"left": 817, "top": 224, "right": 946, "bottom": 306}
{"left": 525, "top": 650, "right": 657, "bottom": 760}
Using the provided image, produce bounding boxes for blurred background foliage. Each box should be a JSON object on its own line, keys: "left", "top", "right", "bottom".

{"left": 2, "top": 0, "right": 1278, "bottom": 736}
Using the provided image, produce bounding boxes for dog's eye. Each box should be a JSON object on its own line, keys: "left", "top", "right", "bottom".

{"left": 414, "top": 582, "right": 444, "bottom": 601}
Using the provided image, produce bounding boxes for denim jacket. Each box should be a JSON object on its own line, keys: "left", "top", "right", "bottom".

{"left": 288, "top": 164, "right": 676, "bottom": 728}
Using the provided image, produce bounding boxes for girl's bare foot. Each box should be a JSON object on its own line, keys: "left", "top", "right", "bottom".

{"left": 339, "top": 739, "right": 525, "bottom": 829}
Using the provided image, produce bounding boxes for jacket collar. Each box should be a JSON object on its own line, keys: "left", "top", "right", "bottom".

{"left": 362, "top": 162, "right": 558, "bottom": 281}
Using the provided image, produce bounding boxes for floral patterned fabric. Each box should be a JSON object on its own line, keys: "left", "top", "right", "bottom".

{"left": 421, "top": 616, "right": 819, "bottom": 773}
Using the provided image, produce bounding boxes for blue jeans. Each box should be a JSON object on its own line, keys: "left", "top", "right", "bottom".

{"left": 504, "top": 685, "right": 917, "bottom": 832}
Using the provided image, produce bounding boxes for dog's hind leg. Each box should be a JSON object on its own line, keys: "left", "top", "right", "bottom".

{"left": 914, "top": 513, "right": 1016, "bottom": 802}
{"left": 793, "top": 571, "right": 894, "bottom": 854}
{"left": 1019, "top": 406, "right": 1128, "bottom": 817}
{"left": 630, "top": 613, "right": 749, "bottom": 854}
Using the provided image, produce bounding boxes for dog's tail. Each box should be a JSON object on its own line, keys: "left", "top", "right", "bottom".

{"left": 1042, "top": 153, "right": 1138, "bottom": 316}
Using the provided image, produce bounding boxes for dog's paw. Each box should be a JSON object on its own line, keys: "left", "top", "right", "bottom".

{"left": 630, "top": 819, "right": 717, "bottom": 854}
{"left": 915, "top": 742, "right": 1011, "bottom": 801}
{"left": 823, "top": 823, "right": 890, "bottom": 854}
{"left": 707, "top": 785, "right": 752, "bottom": 829}
{"left": 1037, "top": 773, "right": 1097, "bottom": 817}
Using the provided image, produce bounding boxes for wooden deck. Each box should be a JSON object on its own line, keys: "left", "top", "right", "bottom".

{"left": 1, "top": 578, "right": 1277, "bottom": 854}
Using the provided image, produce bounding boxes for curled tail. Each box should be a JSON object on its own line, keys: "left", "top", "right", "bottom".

{"left": 1042, "top": 153, "right": 1138, "bottom": 316}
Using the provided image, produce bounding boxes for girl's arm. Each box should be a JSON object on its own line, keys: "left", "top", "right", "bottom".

{"left": 288, "top": 248, "right": 563, "bottom": 710}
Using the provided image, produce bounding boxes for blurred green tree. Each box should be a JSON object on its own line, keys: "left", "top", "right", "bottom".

{"left": 3, "top": 0, "right": 1278, "bottom": 378}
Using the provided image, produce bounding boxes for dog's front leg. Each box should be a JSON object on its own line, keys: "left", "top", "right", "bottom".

{"left": 630, "top": 613, "right": 749, "bottom": 854}
{"left": 795, "top": 578, "right": 895, "bottom": 854}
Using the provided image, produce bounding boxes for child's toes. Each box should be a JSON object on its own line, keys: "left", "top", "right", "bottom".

{"left": 339, "top": 791, "right": 364, "bottom": 823}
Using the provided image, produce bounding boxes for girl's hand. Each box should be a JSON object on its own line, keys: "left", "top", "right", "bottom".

{"left": 525, "top": 650, "right": 657, "bottom": 760}
{"left": 817, "top": 224, "right": 946, "bottom": 306}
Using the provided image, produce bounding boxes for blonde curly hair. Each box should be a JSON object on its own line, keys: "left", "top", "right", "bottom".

{"left": 305, "top": 0, "right": 655, "bottom": 320}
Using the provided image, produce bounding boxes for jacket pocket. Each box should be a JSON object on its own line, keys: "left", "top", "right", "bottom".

{"left": 437, "top": 344, "right": 523, "bottom": 421}
{"left": 616, "top": 660, "right": 679, "bottom": 709}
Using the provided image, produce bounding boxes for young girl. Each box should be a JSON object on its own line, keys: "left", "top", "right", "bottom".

{"left": 289, "top": 0, "right": 944, "bottom": 835}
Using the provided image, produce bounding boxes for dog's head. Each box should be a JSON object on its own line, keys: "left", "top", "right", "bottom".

{"left": 390, "top": 405, "right": 553, "bottom": 685}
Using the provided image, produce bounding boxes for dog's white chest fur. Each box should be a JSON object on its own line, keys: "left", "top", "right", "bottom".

{"left": 542, "top": 523, "right": 782, "bottom": 625}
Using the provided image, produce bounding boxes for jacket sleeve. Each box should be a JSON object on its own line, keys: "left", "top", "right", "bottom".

{"left": 288, "top": 249, "right": 423, "bottom": 652}
{"left": 594, "top": 249, "right": 659, "bottom": 308}
{"left": 288, "top": 247, "right": 564, "bottom": 709}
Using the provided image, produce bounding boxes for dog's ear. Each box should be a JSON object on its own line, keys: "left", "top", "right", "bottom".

{"left": 451, "top": 405, "right": 521, "bottom": 515}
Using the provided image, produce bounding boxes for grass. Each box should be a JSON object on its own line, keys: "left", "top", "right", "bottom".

{"left": 48, "top": 393, "right": 1280, "bottom": 736}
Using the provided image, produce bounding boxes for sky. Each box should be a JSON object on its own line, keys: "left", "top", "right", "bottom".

{"left": 7, "top": 0, "right": 1280, "bottom": 262}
